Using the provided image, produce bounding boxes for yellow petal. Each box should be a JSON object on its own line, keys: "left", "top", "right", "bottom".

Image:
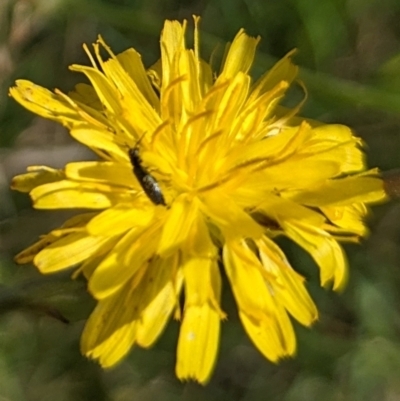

{"left": 89, "top": 220, "right": 162, "bottom": 299}
{"left": 70, "top": 128, "right": 127, "bottom": 161}
{"left": 9, "top": 80, "right": 80, "bottom": 127}
{"left": 321, "top": 203, "right": 368, "bottom": 237}
{"left": 136, "top": 255, "right": 183, "bottom": 347}
{"left": 220, "top": 29, "right": 260, "bottom": 78}
{"left": 87, "top": 204, "right": 154, "bottom": 236}
{"left": 100, "top": 50, "right": 161, "bottom": 135}
{"left": 116, "top": 48, "right": 160, "bottom": 110}
{"left": 160, "top": 19, "right": 186, "bottom": 87}
{"left": 185, "top": 209, "right": 217, "bottom": 257}
{"left": 282, "top": 220, "right": 348, "bottom": 290}
{"left": 81, "top": 283, "right": 138, "bottom": 367}
{"left": 65, "top": 162, "right": 135, "bottom": 188}
{"left": 261, "top": 158, "right": 341, "bottom": 190}
{"left": 240, "top": 303, "right": 296, "bottom": 362}
{"left": 15, "top": 212, "right": 96, "bottom": 264}
{"left": 249, "top": 50, "right": 298, "bottom": 101}
{"left": 202, "top": 192, "right": 264, "bottom": 239}
{"left": 34, "top": 232, "right": 111, "bottom": 273}
{"left": 158, "top": 195, "right": 199, "bottom": 256}
{"left": 176, "top": 303, "right": 220, "bottom": 383}
{"left": 75, "top": 253, "right": 106, "bottom": 280}
{"left": 31, "top": 180, "right": 132, "bottom": 209}
{"left": 11, "top": 166, "right": 65, "bottom": 193}
{"left": 255, "top": 193, "right": 325, "bottom": 226}
{"left": 68, "top": 83, "right": 102, "bottom": 110}
{"left": 69, "top": 64, "right": 122, "bottom": 116}
{"left": 223, "top": 240, "right": 273, "bottom": 320}
{"left": 310, "top": 123, "right": 360, "bottom": 144}
{"left": 210, "top": 73, "right": 251, "bottom": 140}
{"left": 288, "top": 175, "right": 386, "bottom": 207}
{"left": 224, "top": 239, "right": 296, "bottom": 359}
{"left": 257, "top": 237, "right": 318, "bottom": 326}
{"left": 82, "top": 255, "right": 183, "bottom": 367}
{"left": 224, "top": 241, "right": 296, "bottom": 361}
{"left": 177, "top": 50, "right": 202, "bottom": 113}
{"left": 176, "top": 253, "right": 223, "bottom": 383}
{"left": 182, "top": 255, "right": 224, "bottom": 315}
{"left": 230, "top": 81, "right": 289, "bottom": 143}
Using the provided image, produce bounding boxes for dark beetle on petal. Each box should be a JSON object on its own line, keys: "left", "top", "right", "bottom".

{"left": 128, "top": 147, "right": 166, "bottom": 206}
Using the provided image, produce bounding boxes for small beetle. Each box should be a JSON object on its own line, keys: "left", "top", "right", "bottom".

{"left": 128, "top": 145, "right": 166, "bottom": 206}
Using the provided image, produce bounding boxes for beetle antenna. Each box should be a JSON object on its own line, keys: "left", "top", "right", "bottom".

{"left": 135, "top": 132, "right": 147, "bottom": 148}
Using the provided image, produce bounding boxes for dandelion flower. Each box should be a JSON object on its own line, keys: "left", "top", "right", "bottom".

{"left": 10, "top": 17, "right": 386, "bottom": 383}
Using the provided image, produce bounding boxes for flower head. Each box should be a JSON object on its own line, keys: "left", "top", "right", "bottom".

{"left": 10, "top": 18, "right": 386, "bottom": 383}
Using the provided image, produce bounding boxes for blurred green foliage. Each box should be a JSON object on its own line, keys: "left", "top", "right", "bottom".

{"left": 1, "top": 0, "right": 400, "bottom": 400}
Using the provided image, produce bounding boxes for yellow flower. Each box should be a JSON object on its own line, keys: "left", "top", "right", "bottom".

{"left": 10, "top": 18, "right": 386, "bottom": 383}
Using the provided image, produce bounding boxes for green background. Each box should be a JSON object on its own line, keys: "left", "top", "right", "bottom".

{"left": 1, "top": 0, "right": 400, "bottom": 400}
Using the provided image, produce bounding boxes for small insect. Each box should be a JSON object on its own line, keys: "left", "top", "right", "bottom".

{"left": 128, "top": 144, "right": 166, "bottom": 206}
